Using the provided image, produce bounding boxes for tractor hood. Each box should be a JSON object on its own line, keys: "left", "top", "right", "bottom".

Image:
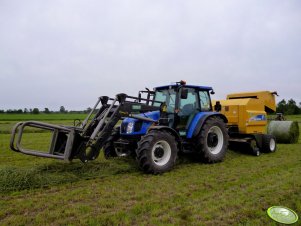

{"left": 120, "top": 111, "right": 160, "bottom": 135}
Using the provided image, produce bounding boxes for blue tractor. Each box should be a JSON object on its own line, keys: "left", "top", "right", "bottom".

{"left": 10, "top": 81, "right": 229, "bottom": 174}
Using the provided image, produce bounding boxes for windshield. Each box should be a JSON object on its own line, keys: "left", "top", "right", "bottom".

{"left": 153, "top": 89, "right": 176, "bottom": 113}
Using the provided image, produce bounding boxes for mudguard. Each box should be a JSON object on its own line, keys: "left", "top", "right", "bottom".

{"left": 148, "top": 126, "right": 182, "bottom": 150}
{"left": 186, "top": 112, "right": 228, "bottom": 138}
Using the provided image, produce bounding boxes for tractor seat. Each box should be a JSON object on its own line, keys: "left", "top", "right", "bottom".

{"left": 177, "top": 104, "right": 197, "bottom": 131}
{"left": 180, "top": 104, "right": 194, "bottom": 116}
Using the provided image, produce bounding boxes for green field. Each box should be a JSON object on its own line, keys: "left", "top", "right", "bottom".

{"left": 0, "top": 113, "right": 87, "bottom": 134}
{"left": 0, "top": 114, "right": 300, "bottom": 225}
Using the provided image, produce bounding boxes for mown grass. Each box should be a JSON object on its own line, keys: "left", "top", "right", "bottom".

{"left": 0, "top": 113, "right": 87, "bottom": 121}
{"left": 0, "top": 114, "right": 300, "bottom": 225}
{"left": 0, "top": 113, "right": 87, "bottom": 134}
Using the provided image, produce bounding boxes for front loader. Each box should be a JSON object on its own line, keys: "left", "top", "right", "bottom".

{"left": 10, "top": 93, "right": 161, "bottom": 163}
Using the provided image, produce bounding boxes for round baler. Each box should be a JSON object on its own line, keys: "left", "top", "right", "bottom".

{"left": 214, "top": 91, "right": 299, "bottom": 155}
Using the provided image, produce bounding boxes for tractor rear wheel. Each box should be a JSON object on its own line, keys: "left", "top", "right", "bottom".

{"left": 196, "top": 117, "right": 228, "bottom": 163}
{"left": 136, "top": 130, "right": 178, "bottom": 174}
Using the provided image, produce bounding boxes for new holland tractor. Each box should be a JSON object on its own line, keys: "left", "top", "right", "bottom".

{"left": 10, "top": 81, "right": 278, "bottom": 174}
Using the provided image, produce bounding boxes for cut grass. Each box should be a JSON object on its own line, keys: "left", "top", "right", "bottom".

{"left": 0, "top": 115, "right": 300, "bottom": 225}
{"left": 0, "top": 113, "right": 87, "bottom": 121}
{"left": 0, "top": 113, "right": 87, "bottom": 134}
{"left": 0, "top": 120, "right": 79, "bottom": 134}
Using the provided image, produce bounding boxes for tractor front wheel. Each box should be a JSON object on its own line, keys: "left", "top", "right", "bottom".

{"left": 103, "top": 127, "right": 120, "bottom": 159}
{"left": 136, "top": 130, "right": 178, "bottom": 174}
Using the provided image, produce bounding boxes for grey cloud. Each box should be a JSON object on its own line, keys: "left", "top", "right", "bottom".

{"left": 0, "top": 0, "right": 300, "bottom": 110}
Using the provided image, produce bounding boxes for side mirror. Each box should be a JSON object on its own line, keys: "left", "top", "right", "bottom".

{"left": 138, "top": 92, "right": 142, "bottom": 102}
{"left": 214, "top": 101, "right": 222, "bottom": 112}
{"left": 210, "top": 90, "right": 215, "bottom": 95}
{"left": 181, "top": 88, "right": 188, "bottom": 99}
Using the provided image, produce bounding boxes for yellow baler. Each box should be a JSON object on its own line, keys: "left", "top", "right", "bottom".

{"left": 213, "top": 91, "right": 278, "bottom": 155}
{"left": 216, "top": 91, "right": 277, "bottom": 134}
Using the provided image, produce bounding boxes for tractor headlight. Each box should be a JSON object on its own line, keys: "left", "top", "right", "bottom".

{"left": 126, "top": 122, "right": 134, "bottom": 134}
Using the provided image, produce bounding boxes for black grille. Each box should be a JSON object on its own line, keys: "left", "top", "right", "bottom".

{"left": 134, "top": 121, "right": 143, "bottom": 132}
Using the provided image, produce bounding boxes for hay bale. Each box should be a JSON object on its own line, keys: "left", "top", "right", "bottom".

{"left": 267, "top": 121, "right": 299, "bottom": 144}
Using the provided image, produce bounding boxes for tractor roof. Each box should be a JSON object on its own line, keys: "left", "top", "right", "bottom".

{"left": 154, "top": 84, "right": 213, "bottom": 91}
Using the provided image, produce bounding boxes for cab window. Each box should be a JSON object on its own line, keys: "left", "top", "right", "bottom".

{"left": 179, "top": 88, "right": 198, "bottom": 116}
{"left": 199, "top": 91, "right": 211, "bottom": 111}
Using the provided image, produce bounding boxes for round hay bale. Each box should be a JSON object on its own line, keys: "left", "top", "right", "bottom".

{"left": 267, "top": 121, "right": 299, "bottom": 144}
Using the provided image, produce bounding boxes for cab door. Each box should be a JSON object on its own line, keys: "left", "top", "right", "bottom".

{"left": 176, "top": 88, "right": 199, "bottom": 135}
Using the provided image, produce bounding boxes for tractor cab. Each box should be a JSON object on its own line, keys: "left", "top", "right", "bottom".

{"left": 153, "top": 81, "right": 214, "bottom": 135}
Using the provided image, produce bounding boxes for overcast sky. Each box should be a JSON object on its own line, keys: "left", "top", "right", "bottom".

{"left": 0, "top": 0, "right": 300, "bottom": 110}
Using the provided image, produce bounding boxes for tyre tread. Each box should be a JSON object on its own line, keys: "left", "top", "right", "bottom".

{"left": 197, "top": 116, "right": 229, "bottom": 163}
{"left": 136, "top": 130, "right": 178, "bottom": 174}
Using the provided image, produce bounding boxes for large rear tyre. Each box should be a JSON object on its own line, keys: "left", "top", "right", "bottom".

{"left": 196, "top": 117, "right": 228, "bottom": 163}
{"left": 136, "top": 130, "right": 178, "bottom": 174}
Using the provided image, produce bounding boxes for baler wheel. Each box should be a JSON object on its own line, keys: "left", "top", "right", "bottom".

{"left": 248, "top": 139, "right": 260, "bottom": 156}
{"left": 262, "top": 135, "right": 277, "bottom": 153}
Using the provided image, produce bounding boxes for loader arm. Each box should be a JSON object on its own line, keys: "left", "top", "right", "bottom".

{"left": 10, "top": 93, "right": 161, "bottom": 162}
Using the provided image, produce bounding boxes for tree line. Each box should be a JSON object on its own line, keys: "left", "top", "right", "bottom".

{"left": 0, "top": 106, "right": 92, "bottom": 114}
{"left": 276, "top": 99, "right": 301, "bottom": 115}
{"left": 1, "top": 99, "right": 301, "bottom": 115}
